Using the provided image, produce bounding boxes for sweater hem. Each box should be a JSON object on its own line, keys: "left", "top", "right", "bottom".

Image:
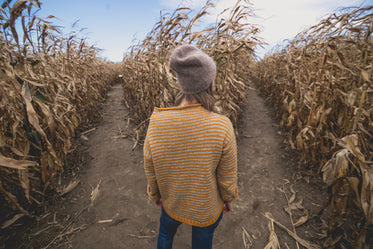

{"left": 163, "top": 204, "right": 224, "bottom": 227}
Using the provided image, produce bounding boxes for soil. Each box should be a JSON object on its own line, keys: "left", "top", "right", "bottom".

{"left": 1, "top": 83, "right": 328, "bottom": 249}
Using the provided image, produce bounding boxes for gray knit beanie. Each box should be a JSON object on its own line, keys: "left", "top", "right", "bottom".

{"left": 169, "top": 45, "right": 216, "bottom": 94}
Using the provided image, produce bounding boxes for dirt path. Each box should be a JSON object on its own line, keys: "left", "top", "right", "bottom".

{"left": 3, "top": 83, "right": 327, "bottom": 249}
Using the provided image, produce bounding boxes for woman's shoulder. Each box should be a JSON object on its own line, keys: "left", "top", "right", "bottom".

{"left": 209, "top": 112, "right": 233, "bottom": 128}
{"left": 209, "top": 111, "right": 230, "bottom": 121}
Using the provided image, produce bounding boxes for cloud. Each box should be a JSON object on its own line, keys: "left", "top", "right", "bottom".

{"left": 244, "top": 0, "right": 366, "bottom": 56}
{"left": 158, "top": 0, "right": 370, "bottom": 57}
{"left": 204, "top": 0, "right": 240, "bottom": 23}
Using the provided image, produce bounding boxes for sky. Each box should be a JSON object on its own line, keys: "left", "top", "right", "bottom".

{"left": 36, "top": 0, "right": 372, "bottom": 62}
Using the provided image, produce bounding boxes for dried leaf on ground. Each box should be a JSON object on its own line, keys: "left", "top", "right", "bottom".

{"left": 264, "top": 212, "right": 321, "bottom": 249}
{"left": 242, "top": 226, "right": 254, "bottom": 249}
{"left": 90, "top": 180, "right": 101, "bottom": 206}
{"left": 264, "top": 219, "right": 280, "bottom": 249}
{"left": 58, "top": 180, "right": 80, "bottom": 196}
{"left": 293, "top": 209, "right": 309, "bottom": 227}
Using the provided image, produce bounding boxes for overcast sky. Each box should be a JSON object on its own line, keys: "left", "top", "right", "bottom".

{"left": 38, "top": 0, "right": 371, "bottom": 62}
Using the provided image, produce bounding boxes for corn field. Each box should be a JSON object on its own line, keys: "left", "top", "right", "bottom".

{"left": 250, "top": 6, "right": 373, "bottom": 248}
{"left": 121, "top": 0, "right": 261, "bottom": 143}
{"left": 0, "top": 0, "right": 120, "bottom": 226}
{"left": 1, "top": 0, "right": 372, "bottom": 247}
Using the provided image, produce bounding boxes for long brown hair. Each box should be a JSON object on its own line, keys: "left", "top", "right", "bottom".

{"left": 174, "top": 84, "right": 216, "bottom": 112}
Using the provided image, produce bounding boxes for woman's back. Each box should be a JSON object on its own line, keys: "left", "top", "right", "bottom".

{"left": 144, "top": 104, "right": 237, "bottom": 227}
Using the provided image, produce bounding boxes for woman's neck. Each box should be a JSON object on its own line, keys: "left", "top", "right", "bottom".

{"left": 178, "top": 97, "right": 198, "bottom": 107}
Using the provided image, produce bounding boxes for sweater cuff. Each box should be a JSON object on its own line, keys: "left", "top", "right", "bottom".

{"left": 147, "top": 185, "right": 161, "bottom": 201}
{"left": 149, "top": 193, "right": 161, "bottom": 201}
{"left": 224, "top": 187, "right": 238, "bottom": 203}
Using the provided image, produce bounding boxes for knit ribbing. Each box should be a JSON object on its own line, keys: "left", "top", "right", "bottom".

{"left": 144, "top": 104, "right": 238, "bottom": 227}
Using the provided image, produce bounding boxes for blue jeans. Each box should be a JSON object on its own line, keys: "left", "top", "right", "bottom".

{"left": 157, "top": 208, "right": 223, "bottom": 249}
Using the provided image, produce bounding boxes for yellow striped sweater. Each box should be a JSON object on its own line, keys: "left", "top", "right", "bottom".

{"left": 144, "top": 104, "right": 238, "bottom": 227}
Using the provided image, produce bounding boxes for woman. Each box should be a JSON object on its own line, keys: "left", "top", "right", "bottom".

{"left": 144, "top": 44, "right": 238, "bottom": 249}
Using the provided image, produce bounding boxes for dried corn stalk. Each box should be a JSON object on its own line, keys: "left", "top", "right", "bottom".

{"left": 251, "top": 6, "right": 373, "bottom": 248}
{"left": 0, "top": 0, "right": 120, "bottom": 226}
